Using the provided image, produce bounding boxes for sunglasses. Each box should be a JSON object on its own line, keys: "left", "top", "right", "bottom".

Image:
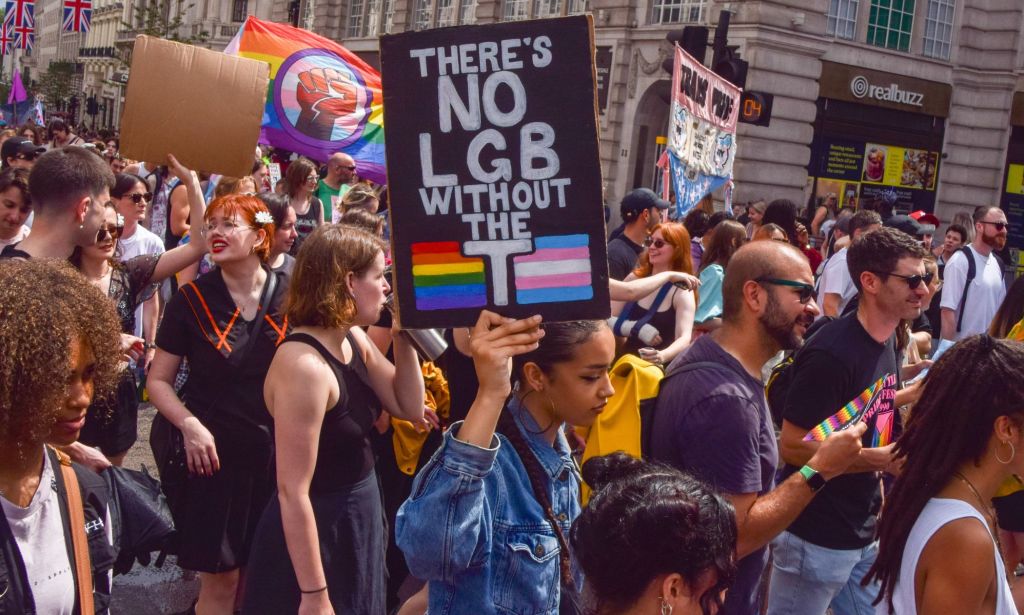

{"left": 872, "top": 270, "right": 935, "bottom": 289}
{"left": 96, "top": 224, "right": 124, "bottom": 242}
{"left": 15, "top": 152, "right": 37, "bottom": 161}
{"left": 341, "top": 165, "right": 356, "bottom": 171}
{"left": 125, "top": 192, "right": 152, "bottom": 203}
{"left": 756, "top": 277, "right": 815, "bottom": 303}
{"left": 979, "top": 220, "right": 1008, "bottom": 231}
{"left": 644, "top": 237, "right": 670, "bottom": 249}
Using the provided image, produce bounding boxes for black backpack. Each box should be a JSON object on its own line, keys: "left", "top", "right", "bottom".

{"left": 764, "top": 316, "right": 836, "bottom": 428}
{"left": 954, "top": 245, "right": 977, "bottom": 334}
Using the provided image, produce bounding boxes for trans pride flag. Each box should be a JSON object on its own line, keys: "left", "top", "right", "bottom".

{"left": 225, "top": 17, "right": 385, "bottom": 184}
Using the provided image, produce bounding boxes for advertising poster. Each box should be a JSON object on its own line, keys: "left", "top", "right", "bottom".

{"left": 379, "top": 15, "right": 609, "bottom": 329}
{"left": 664, "top": 44, "right": 741, "bottom": 217}
{"left": 1001, "top": 162, "right": 1024, "bottom": 254}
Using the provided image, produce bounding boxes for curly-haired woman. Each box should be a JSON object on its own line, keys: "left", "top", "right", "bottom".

{"left": 0, "top": 259, "right": 122, "bottom": 613}
{"left": 242, "top": 225, "right": 425, "bottom": 614}
{"left": 147, "top": 194, "right": 290, "bottom": 614}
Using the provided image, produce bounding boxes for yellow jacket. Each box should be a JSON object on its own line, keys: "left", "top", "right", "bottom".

{"left": 391, "top": 361, "right": 451, "bottom": 476}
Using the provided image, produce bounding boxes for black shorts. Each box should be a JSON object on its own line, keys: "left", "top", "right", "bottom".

{"left": 79, "top": 371, "right": 139, "bottom": 456}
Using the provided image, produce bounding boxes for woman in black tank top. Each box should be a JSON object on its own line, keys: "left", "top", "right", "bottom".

{"left": 242, "top": 225, "right": 425, "bottom": 615}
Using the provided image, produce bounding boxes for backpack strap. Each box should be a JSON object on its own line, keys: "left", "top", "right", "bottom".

{"left": 663, "top": 359, "right": 740, "bottom": 383}
{"left": 50, "top": 447, "right": 94, "bottom": 615}
{"left": 613, "top": 283, "right": 673, "bottom": 339}
{"left": 956, "top": 245, "right": 976, "bottom": 334}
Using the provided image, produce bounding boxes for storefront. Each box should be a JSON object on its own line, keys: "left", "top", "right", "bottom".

{"left": 807, "top": 62, "right": 952, "bottom": 214}
{"left": 999, "top": 91, "right": 1024, "bottom": 273}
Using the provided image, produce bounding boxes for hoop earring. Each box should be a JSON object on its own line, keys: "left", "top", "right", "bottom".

{"left": 997, "top": 440, "right": 1016, "bottom": 465}
{"left": 660, "top": 597, "right": 673, "bottom": 615}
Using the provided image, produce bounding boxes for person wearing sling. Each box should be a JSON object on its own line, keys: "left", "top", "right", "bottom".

{"left": 0, "top": 259, "right": 122, "bottom": 614}
{"left": 396, "top": 313, "right": 615, "bottom": 614}
{"left": 147, "top": 194, "right": 290, "bottom": 615}
{"left": 866, "top": 336, "right": 1024, "bottom": 614}
{"left": 241, "top": 225, "right": 424, "bottom": 614}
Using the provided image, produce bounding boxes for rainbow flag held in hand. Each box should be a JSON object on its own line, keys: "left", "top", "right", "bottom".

{"left": 225, "top": 17, "right": 385, "bottom": 184}
{"left": 804, "top": 376, "right": 886, "bottom": 442}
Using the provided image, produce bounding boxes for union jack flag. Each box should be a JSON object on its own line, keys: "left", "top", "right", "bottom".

{"left": 62, "top": 0, "right": 90, "bottom": 33}
{"left": 13, "top": 20, "right": 32, "bottom": 50}
{"left": 4, "top": 0, "right": 33, "bottom": 30}
{"left": 0, "top": 21, "right": 12, "bottom": 55}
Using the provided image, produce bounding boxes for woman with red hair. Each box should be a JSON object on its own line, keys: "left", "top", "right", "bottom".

{"left": 610, "top": 222, "right": 697, "bottom": 365}
{"left": 147, "top": 194, "right": 290, "bottom": 614}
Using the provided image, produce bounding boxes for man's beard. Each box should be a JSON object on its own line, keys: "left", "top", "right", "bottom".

{"left": 760, "top": 292, "right": 813, "bottom": 351}
{"left": 982, "top": 230, "right": 1007, "bottom": 251}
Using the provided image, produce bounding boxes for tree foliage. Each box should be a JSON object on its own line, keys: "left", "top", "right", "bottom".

{"left": 37, "top": 61, "right": 76, "bottom": 108}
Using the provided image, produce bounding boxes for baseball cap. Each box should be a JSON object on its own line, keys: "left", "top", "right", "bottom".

{"left": 884, "top": 214, "right": 926, "bottom": 238}
{"left": 1, "top": 137, "right": 44, "bottom": 166}
{"left": 620, "top": 188, "right": 670, "bottom": 220}
{"left": 909, "top": 210, "right": 939, "bottom": 234}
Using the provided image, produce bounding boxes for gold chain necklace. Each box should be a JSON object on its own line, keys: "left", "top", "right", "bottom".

{"left": 952, "top": 471, "right": 1003, "bottom": 557}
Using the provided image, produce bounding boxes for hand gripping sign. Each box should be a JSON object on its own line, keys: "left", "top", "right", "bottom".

{"left": 381, "top": 15, "right": 609, "bottom": 329}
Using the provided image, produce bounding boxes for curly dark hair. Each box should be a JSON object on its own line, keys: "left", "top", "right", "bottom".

{"left": 0, "top": 260, "right": 122, "bottom": 459}
{"left": 572, "top": 452, "right": 738, "bottom": 614}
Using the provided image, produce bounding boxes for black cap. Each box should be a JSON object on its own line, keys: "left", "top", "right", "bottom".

{"left": 1, "top": 137, "right": 44, "bottom": 167}
{"left": 884, "top": 214, "right": 925, "bottom": 238}
{"left": 620, "top": 188, "right": 670, "bottom": 220}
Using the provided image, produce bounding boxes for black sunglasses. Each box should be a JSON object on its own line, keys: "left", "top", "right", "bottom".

{"left": 979, "top": 220, "right": 1008, "bottom": 231}
{"left": 756, "top": 277, "right": 815, "bottom": 303}
{"left": 643, "top": 237, "right": 671, "bottom": 249}
{"left": 16, "top": 152, "right": 38, "bottom": 161}
{"left": 872, "top": 270, "right": 935, "bottom": 289}
{"left": 96, "top": 224, "right": 124, "bottom": 242}
{"left": 126, "top": 192, "right": 152, "bottom": 203}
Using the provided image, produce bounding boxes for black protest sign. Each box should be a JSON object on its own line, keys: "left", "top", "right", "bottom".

{"left": 380, "top": 15, "right": 608, "bottom": 329}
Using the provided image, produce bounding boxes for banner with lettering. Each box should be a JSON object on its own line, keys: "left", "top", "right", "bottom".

{"left": 380, "top": 15, "right": 609, "bottom": 329}
{"left": 664, "top": 45, "right": 741, "bottom": 216}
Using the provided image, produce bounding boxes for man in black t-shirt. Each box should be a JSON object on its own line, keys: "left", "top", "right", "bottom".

{"left": 606, "top": 188, "right": 668, "bottom": 280}
{"left": 768, "top": 228, "right": 929, "bottom": 615}
{"left": 650, "top": 241, "right": 865, "bottom": 615}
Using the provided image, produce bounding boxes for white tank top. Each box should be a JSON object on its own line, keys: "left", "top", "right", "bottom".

{"left": 883, "top": 498, "right": 1018, "bottom": 615}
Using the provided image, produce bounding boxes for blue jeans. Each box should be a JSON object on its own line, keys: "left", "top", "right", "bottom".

{"left": 766, "top": 531, "right": 880, "bottom": 615}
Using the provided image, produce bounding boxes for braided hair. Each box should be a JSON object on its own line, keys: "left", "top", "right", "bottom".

{"left": 497, "top": 320, "right": 608, "bottom": 613}
{"left": 865, "top": 335, "right": 1024, "bottom": 609}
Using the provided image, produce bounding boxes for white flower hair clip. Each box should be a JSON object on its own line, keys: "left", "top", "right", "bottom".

{"left": 116, "top": 213, "right": 125, "bottom": 226}
{"left": 254, "top": 211, "right": 274, "bottom": 225}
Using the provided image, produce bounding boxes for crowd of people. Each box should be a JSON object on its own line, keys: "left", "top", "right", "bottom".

{"left": 0, "top": 125, "right": 1022, "bottom": 615}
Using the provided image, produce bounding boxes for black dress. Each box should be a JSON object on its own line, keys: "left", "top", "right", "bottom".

{"left": 242, "top": 332, "right": 386, "bottom": 615}
{"left": 79, "top": 255, "right": 161, "bottom": 456}
{"left": 154, "top": 267, "right": 289, "bottom": 573}
{"left": 620, "top": 288, "right": 678, "bottom": 357}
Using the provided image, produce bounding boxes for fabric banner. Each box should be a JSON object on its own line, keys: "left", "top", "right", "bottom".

{"left": 8, "top": 68, "right": 26, "bottom": 104}
{"left": 664, "top": 45, "right": 741, "bottom": 217}
{"left": 379, "top": 15, "right": 610, "bottom": 328}
{"left": 225, "top": 16, "right": 385, "bottom": 184}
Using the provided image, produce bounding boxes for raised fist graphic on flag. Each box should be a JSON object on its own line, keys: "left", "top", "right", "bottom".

{"left": 295, "top": 67, "right": 360, "bottom": 141}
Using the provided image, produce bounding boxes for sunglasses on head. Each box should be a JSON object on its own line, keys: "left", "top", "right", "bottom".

{"left": 644, "top": 237, "right": 670, "bottom": 249}
{"left": 872, "top": 270, "right": 935, "bottom": 289}
{"left": 96, "top": 223, "right": 123, "bottom": 242}
{"left": 125, "top": 192, "right": 152, "bottom": 203}
{"left": 979, "top": 220, "right": 1008, "bottom": 231}
{"left": 756, "top": 277, "right": 815, "bottom": 304}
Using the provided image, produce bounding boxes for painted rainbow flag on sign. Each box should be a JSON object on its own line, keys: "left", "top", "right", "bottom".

{"left": 513, "top": 234, "right": 594, "bottom": 304}
{"left": 803, "top": 376, "right": 886, "bottom": 442}
{"left": 412, "top": 242, "right": 486, "bottom": 311}
{"left": 225, "top": 16, "right": 385, "bottom": 184}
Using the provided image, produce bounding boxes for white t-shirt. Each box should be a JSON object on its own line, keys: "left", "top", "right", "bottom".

{"left": 0, "top": 224, "right": 30, "bottom": 249}
{"left": 939, "top": 245, "right": 1006, "bottom": 340}
{"left": 0, "top": 452, "right": 75, "bottom": 615}
{"left": 118, "top": 225, "right": 165, "bottom": 339}
{"left": 816, "top": 247, "right": 856, "bottom": 318}
{"left": 882, "top": 498, "right": 1016, "bottom": 615}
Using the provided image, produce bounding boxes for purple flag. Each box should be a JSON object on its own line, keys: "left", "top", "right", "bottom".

{"left": 8, "top": 68, "right": 26, "bottom": 104}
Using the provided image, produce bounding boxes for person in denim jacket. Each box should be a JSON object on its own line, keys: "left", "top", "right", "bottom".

{"left": 397, "top": 312, "right": 615, "bottom": 614}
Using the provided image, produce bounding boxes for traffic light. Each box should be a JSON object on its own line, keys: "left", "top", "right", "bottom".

{"left": 738, "top": 91, "right": 773, "bottom": 127}
{"left": 86, "top": 96, "right": 98, "bottom": 116}
{"left": 663, "top": 26, "right": 708, "bottom": 74}
{"left": 713, "top": 46, "right": 748, "bottom": 90}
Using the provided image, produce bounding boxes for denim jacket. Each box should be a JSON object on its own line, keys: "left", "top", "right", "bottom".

{"left": 396, "top": 399, "right": 583, "bottom": 614}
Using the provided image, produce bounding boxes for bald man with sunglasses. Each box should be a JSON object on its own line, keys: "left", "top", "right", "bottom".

{"left": 940, "top": 205, "right": 1008, "bottom": 341}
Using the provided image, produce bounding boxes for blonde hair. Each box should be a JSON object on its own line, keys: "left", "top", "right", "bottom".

{"left": 340, "top": 183, "right": 379, "bottom": 214}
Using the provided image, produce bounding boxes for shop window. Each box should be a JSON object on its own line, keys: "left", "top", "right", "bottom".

{"left": 650, "top": 0, "right": 704, "bottom": 25}
{"left": 348, "top": 0, "right": 394, "bottom": 36}
{"left": 231, "top": 0, "right": 248, "bottom": 22}
{"left": 414, "top": 0, "right": 476, "bottom": 28}
{"left": 867, "top": 0, "right": 915, "bottom": 52}
{"left": 922, "top": 0, "right": 954, "bottom": 60}
{"left": 502, "top": 0, "right": 586, "bottom": 21}
{"left": 826, "top": 0, "right": 859, "bottom": 40}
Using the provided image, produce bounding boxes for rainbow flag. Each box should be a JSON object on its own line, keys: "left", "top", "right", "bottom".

{"left": 513, "top": 235, "right": 594, "bottom": 304}
{"left": 412, "top": 242, "right": 486, "bottom": 311}
{"left": 225, "top": 16, "right": 385, "bottom": 184}
{"left": 803, "top": 376, "right": 885, "bottom": 442}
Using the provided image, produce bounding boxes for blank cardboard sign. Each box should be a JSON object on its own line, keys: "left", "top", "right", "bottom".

{"left": 120, "top": 36, "right": 269, "bottom": 177}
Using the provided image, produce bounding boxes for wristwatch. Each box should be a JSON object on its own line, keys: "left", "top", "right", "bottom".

{"left": 799, "top": 465, "right": 827, "bottom": 493}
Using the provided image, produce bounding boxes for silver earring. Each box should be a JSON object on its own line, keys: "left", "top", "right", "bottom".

{"left": 997, "top": 440, "right": 1016, "bottom": 465}
{"left": 659, "top": 597, "right": 673, "bottom": 615}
